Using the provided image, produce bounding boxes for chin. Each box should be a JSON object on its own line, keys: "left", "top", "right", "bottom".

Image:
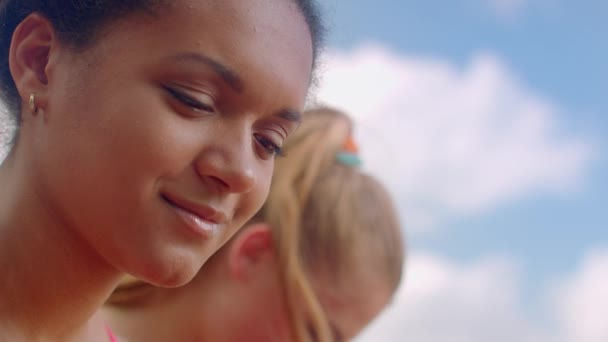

{"left": 150, "top": 272, "right": 196, "bottom": 288}
{"left": 130, "top": 250, "right": 206, "bottom": 288}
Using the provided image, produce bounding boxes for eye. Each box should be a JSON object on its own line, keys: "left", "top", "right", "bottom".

{"left": 163, "top": 85, "right": 215, "bottom": 114}
{"left": 254, "top": 133, "right": 285, "bottom": 159}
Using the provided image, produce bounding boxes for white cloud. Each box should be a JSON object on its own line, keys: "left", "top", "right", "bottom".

{"left": 356, "top": 249, "right": 608, "bottom": 342}
{"left": 312, "top": 44, "right": 593, "bottom": 232}
{"left": 552, "top": 249, "right": 608, "bottom": 342}
{"left": 356, "top": 252, "right": 543, "bottom": 342}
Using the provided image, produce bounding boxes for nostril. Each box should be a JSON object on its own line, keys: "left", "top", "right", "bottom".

{"left": 209, "top": 175, "right": 231, "bottom": 190}
{"left": 204, "top": 170, "right": 254, "bottom": 194}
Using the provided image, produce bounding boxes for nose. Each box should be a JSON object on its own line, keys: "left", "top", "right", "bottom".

{"left": 194, "top": 127, "right": 257, "bottom": 194}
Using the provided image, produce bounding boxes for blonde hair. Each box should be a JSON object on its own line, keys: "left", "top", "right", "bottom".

{"left": 107, "top": 108, "right": 404, "bottom": 342}
{"left": 260, "top": 107, "right": 404, "bottom": 342}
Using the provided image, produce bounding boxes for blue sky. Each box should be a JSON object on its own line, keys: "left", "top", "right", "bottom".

{"left": 322, "top": 0, "right": 607, "bottom": 119}
{"left": 315, "top": 0, "right": 607, "bottom": 341}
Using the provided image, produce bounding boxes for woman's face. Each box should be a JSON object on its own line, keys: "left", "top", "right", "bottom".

{"left": 32, "top": 0, "right": 313, "bottom": 286}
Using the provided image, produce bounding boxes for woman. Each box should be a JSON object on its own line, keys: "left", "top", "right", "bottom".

{"left": 105, "top": 108, "right": 405, "bottom": 342}
{"left": 0, "top": 1, "right": 323, "bottom": 340}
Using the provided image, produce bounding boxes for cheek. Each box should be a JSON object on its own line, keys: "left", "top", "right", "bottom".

{"left": 254, "top": 163, "right": 273, "bottom": 208}
{"left": 37, "top": 80, "right": 199, "bottom": 222}
{"left": 51, "top": 57, "right": 198, "bottom": 180}
{"left": 81, "top": 86, "right": 200, "bottom": 181}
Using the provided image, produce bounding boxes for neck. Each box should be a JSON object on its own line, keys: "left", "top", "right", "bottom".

{"left": 0, "top": 155, "right": 122, "bottom": 341}
{"left": 103, "top": 258, "right": 230, "bottom": 341}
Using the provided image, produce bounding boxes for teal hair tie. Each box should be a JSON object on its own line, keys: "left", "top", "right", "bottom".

{"left": 336, "top": 152, "right": 362, "bottom": 167}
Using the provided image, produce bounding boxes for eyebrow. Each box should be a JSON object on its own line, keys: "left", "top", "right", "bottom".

{"left": 167, "top": 52, "right": 244, "bottom": 93}
{"left": 277, "top": 109, "right": 302, "bottom": 124}
{"left": 168, "top": 52, "right": 302, "bottom": 124}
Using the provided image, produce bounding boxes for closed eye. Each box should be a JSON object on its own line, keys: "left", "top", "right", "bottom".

{"left": 254, "top": 133, "right": 285, "bottom": 158}
{"left": 163, "top": 85, "right": 215, "bottom": 113}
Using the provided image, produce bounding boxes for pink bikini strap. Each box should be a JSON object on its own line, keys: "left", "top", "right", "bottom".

{"left": 105, "top": 324, "right": 118, "bottom": 342}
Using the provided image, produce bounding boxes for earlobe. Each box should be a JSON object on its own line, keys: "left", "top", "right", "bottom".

{"left": 227, "top": 223, "right": 275, "bottom": 280}
{"left": 29, "top": 92, "right": 39, "bottom": 115}
{"left": 8, "top": 13, "right": 57, "bottom": 112}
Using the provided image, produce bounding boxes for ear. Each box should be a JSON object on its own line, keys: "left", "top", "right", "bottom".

{"left": 8, "top": 13, "right": 58, "bottom": 114}
{"left": 227, "top": 223, "right": 275, "bottom": 281}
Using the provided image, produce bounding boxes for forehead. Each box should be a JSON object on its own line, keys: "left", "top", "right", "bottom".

{"left": 82, "top": 0, "right": 313, "bottom": 109}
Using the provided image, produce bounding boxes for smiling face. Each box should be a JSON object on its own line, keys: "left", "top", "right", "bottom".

{"left": 28, "top": 0, "right": 313, "bottom": 286}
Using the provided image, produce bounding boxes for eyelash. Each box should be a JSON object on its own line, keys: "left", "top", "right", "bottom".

{"left": 164, "top": 85, "right": 286, "bottom": 159}
{"left": 163, "top": 85, "right": 215, "bottom": 113}
{"left": 254, "top": 133, "right": 285, "bottom": 158}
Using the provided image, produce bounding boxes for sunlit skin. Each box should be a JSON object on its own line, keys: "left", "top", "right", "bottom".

{"left": 0, "top": 0, "right": 313, "bottom": 340}
{"left": 103, "top": 224, "right": 394, "bottom": 342}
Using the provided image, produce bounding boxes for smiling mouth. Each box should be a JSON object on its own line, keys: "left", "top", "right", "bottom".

{"left": 161, "top": 194, "right": 224, "bottom": 238}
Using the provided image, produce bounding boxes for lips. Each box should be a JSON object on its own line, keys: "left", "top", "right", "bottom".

{"left": 161, "top": 193, "right": 227, "bottom": 238}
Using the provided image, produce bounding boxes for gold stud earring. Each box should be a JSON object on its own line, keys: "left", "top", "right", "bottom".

{"left": 29, "top": 93, "right": 38, "bottom": 114}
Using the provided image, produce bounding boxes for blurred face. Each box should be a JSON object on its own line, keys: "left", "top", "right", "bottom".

{"left": 161, "top": 257, "right": 393, "bottom": 342}
{"left": 31, "top": 0, "right": 313, "bottom": 286}
{"left": 307, "top": 270, "right": 394, "bottom": 341}
{"left": 226, "top": 274, "right": 393, "bottom": 342}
